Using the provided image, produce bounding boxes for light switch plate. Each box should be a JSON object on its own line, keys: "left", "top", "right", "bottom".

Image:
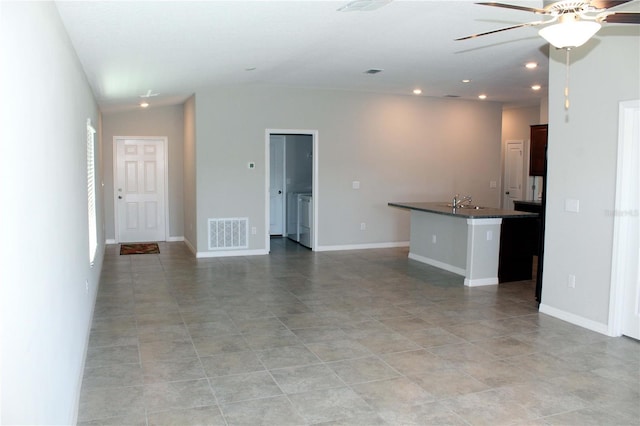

{"left": 352, "top": 181, "right": 360, "bottom": 190}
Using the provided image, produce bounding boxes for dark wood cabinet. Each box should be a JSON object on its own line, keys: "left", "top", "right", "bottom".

{"left": 529, "top": 124, "right": 548, "bottom": 176}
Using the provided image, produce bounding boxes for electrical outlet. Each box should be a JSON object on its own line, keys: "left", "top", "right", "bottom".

{"left": 251, "top": 226, "right": 257, "bottom": 235}
{"left": 360, "top": 222, "right": 366, "bottom": 231}
{"left": 567, "top": 274, "right": 576, "bottom": 288}
{"left": 85, "top": 279, "right": 89, "bottom": 293}
{"left": 432, "top": 234, "right": 437, "bottom": 244}
{"left": 486, "top": 230, "right": 493, "bottom": 241}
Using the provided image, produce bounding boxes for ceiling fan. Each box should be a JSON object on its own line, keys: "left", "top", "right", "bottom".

{"left": 456, "top": 1, "right": 640, "bottom": 48}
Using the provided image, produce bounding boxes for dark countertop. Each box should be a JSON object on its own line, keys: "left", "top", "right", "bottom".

{"left": 513, "top": 200, "right": 542, "bottom": 206}
{"left": 388, "top": 201, "right": 539, "bottom": 219}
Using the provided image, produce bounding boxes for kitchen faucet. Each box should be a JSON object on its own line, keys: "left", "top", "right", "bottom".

{"left": 452, "top": 194, "right": 472, "bottom": 208}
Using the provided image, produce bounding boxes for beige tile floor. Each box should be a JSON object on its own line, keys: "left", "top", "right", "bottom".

{"left": 78, "top": 238, "right": 640, "bottom": 425}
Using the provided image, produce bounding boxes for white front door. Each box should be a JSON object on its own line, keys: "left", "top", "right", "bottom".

{"left": 269, "top": 135, "right": 285, "bottom": 235}
{"left": 115, "top": 138, "right": 166, "bottom": 243}
{"left": 503, "top": 140, "right": 523, "bottom": 209}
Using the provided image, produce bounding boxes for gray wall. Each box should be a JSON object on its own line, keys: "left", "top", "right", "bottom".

{"left": 194, "top": 86, "right": 503, "bottom": 253}
{"left": 101, "top": 105, "right": 185, "bottom": 241}
{"left": 541, "top": 27, "right": 640, "bottom": 328}
{"left": 0, "top": 2, "right": 101, "bottom": 424}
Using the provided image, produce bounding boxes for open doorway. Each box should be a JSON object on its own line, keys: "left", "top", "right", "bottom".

{"left": 266, "top": 130, "right": 318, "bottom": 253}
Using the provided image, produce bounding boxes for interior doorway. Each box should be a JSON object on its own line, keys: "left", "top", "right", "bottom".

{"left": 502, "top": 140, "right": 524, "bottom": 209}
{"left": 609, "top": 99, "right": 640, "bottom": 339}
{"left": 266, "top": 130, "right": 318, "bottom": 252}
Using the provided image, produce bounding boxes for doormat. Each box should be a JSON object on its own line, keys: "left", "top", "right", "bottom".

{"left": 120, "top": 243, "right": 160, "bottom": 255}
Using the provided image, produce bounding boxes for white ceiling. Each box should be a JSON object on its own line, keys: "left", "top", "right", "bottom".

{"left": 53, "top": 0, "right": 637, "bottom": 112}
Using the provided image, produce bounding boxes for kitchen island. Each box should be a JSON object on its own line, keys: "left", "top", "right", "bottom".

{"left": 388, "top": 202, "right": 538, "bottom": 286}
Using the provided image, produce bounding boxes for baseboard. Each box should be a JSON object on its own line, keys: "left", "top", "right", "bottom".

{"left": 105, "top": 239, "right": 116, "bottom": 245}
{"left": 464, "top": 277, "right": 499, "bottom": 287}
{"left": 196, "top": 248, "right": 269, "bottom": 258}
{"left": 315, "top": 241, "right": 409, "bottom": 252}
{"left": 184, "top": 238, "right": 196, "bottom": 255}
{"left": 539, "top": 304, "right": 610, "bottom": 336}
{"left": 167, "top": 236, "right": 184, "bottom": 242}
{"left": 408, "top": 252, "right": 465, "bottom": 276}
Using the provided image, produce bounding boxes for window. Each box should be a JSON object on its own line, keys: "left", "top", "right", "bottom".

{"left": 87, "top": 119, "right": 97, "bottom": 265}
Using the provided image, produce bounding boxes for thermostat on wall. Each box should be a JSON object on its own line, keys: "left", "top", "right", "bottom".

{"left": 248, "top": 162, "right": 255, "bottom": 169}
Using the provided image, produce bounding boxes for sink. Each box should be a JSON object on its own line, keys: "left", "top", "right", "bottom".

{"left": 442, "top": 203, "right": 486, "bottom": 210}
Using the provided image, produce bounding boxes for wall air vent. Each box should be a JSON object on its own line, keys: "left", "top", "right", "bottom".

{"left": 208, "top": 218, "right": 248, "bottom": 250}
{"left": 364, "top": 69, "right": 383, "bottom": 74}
{"left": 443, "top": 95, "right": 461, "bottom": 98}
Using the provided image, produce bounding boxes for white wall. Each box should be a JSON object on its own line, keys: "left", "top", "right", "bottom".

{"left": 194, "top": 86, "right": 502, "bottom": 253}
{"left": 541, "top": 27, "right": 640, "bottom": 332}
{"left": 183, "top": 96, "right": 197, "bottom": 251}
{"left": 102, "top": 105, "right": 185, "bottom": 241}
{"left": 0, "top": 2, "right": 101, "bottom": 424}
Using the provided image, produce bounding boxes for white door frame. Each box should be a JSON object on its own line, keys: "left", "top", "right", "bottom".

{"left": 608, "top": 99, "right": 640, "bottom": 337}
{"left": 265, "top": 129, "right": 318, "bottom": 252}
{"left": 269, "top": 135, "right": 287, "bottom": 235}
{"left": 113, "top": 136, "right": 170, "bottom": 243}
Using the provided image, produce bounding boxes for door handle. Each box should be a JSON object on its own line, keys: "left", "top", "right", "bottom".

{"left": 118, "top": 195, "right": 123, "bottom": 199}
{"left": 278, "top": 190, "right": 282, "bottom": 194}
{"left": 505, "top": 191, "right": 510, "bottom": 195}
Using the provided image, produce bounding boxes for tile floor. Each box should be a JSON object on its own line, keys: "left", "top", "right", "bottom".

{"left": 78, "top": 238, "right": 640, "bottom": 425}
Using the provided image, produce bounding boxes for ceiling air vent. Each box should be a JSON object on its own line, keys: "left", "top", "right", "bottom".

{"left": 364, "top": 69, "right": 383, "bottom": 74}
{"left": 338, "top": 0, "right": 392, "bottom": 12}
{"left": 443, "top": 95, "right": 460, "bottom": 98}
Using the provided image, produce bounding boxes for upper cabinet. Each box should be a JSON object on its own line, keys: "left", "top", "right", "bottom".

{"left": 529, "top": 124, "right": 548, "bottom": 176}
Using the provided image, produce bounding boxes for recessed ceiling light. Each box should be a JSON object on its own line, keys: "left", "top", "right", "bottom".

{"left": 140, "top": 102, "right": 149, "bottom": 108}
{"left": 525, "top": 62, "right": 538, "bottom": 69}
{"left": 462, "top": 79, "right": 471, "bottom": 83}
{"left": 413, "top": 88, "right": 422, "bottom": 95}
{"left": 531, "top": 84, "right": 542, "bottom": 91}
{"left": 478, "top": 94, "right": 487, "bottom": 100}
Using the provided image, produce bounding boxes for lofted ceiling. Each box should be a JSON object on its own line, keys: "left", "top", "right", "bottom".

{"left": 53, "top": 0, "right": 637, "bottom": 112}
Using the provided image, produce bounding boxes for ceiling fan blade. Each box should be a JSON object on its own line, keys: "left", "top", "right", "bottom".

{"left": 455, "top": 20, "right": 546, "bottom": 41}
{"left": 590, "top": 0, "right": 634, "bottom": 10}
{"left": 476, "top": 2, "right": 548, "bottom": 14}
{"left": 601, "top": 11, "right": 640, "bottom": 23}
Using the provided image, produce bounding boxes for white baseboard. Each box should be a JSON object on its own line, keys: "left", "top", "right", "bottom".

{"left": 464, "top": 277, "right": 498, "bottom": 287}
{"left": 539, "top": 304, "right": 610, "bottom": 336}
{"left": 196, "top": 249, "right": 269, "bottom": 258}
{"left": 105, "top": 239, "right": 117, "bottom": 245}
{"left": 408, "top": 252, "right": 465, "bottom": 276}
{"left": 315, "top": 241, "right": 409, "bottom": 252}
{"left": 184, "top": 238, "right": 196, "bottom": 255}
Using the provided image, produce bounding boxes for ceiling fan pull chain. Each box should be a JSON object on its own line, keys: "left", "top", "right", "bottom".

{"left": 565, "top": 47, "right": 571, "bottom": 110}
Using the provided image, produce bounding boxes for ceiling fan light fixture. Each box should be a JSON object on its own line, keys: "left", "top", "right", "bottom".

{"left": 538, "top": 20, "right": 601, "bottom": 48}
